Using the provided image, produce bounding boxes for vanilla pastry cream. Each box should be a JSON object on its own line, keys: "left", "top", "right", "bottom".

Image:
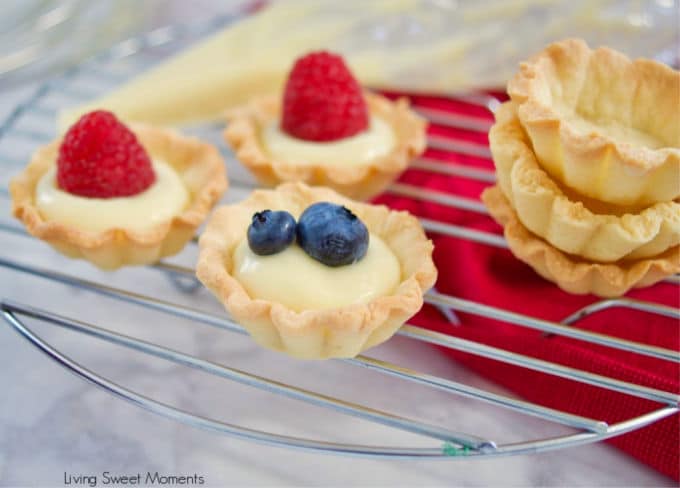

{"left": 36, "top": 160, "right": 189, "bottom": 233}
{"left": 262, "top": 116, "right": 395, "bottom": 166}
{"left": 232, "top": 233, "right": 400, "bottom": 311}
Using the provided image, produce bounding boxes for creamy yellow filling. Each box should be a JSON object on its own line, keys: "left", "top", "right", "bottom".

{"left": 232, "top": 234, "right": 400, "bottom": 311}
{"left": 36, "top": 160, "right": 189, "bottom": 233}
{"left": 262, "top": 115, "right": 395, "bottom": 166}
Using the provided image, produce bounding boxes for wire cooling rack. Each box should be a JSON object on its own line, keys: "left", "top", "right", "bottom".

{"left": 0, "top": 13, "right": 678, "bottom": 459}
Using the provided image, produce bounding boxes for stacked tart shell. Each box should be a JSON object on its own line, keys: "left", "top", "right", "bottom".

{"left": 482, "top": 39, "right": 680, "bottom": 297}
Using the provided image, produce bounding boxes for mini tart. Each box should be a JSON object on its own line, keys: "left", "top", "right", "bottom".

{"left": 491, "top": 102, "right": 680, "bottom": 263}
{"left": 223, "top": 92, "right": 426, "bottom": 201}
{"left": 508, "top": 38, "right": 680, "bottom": 207}
{"left": 10, "top": 124, "right": 227, "bottom": 270}
{"left": 482, "top": 186, "right": 679, "bottom": 297}
{"left": 196, "top": 182, "right": 437, "bottom": 359}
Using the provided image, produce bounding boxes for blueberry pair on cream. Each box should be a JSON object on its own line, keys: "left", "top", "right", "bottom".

{"left": 247, "top": 203, "right": 368, "bottom": 268}
{"left": 196, "top": 183, "right": 437, "bottom": 359}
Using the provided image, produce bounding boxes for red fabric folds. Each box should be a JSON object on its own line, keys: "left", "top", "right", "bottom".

{"left": 376, "top": 92, "right": 680, "bottom": 481}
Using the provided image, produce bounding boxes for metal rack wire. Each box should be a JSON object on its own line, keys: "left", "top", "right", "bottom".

{"left": 0, "top": 14, "right": 678, "bottom": 459}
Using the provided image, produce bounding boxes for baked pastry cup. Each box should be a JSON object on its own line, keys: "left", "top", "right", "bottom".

{"left": 482, "top": 186, "right": 679, "bottom": 297}
{"left": 10, "top": 124, "right": 227, "bottom": 270}
{"left": 508, "top": 38, "right": 680, "bottom": 207}
{"left": 491, "top": 102, "right": 680, "bottom": 263}
{"left": 196, "top": 182, "right": 437, "bottom": 359}
{"left": 223, "top": 92, "right": 426, "bottom": 201}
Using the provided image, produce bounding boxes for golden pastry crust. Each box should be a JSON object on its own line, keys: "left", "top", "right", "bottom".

{"left": 508, "top": 38, "right": 680, "bottom": 207}
{"left": 223, "top": 92, "right": 426, "bottom": 201}
{"left": 491, "top": 102, "right": 680, "bottom": 262}
{"left": 482, "top": 186, "right": 679, "bottom": 297}
{"left": 196, "top": 182, "right": 437, "bottom": 359}
{"left": 10, "top": 124, "right": 227, "bottom": 270}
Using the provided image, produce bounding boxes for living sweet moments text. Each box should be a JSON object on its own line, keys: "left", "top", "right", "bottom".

{"left": 63, "top": 472, "right": 205, "bottom": 487}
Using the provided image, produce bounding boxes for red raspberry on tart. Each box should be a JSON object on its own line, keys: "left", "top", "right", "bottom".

{"left": 224, "top": 50, "right": 427, "bottom": 201}
{"left": 10, "top": 111, "right": 228, "bottom": 270}
{"left": 281, "top": 51, "right": 369, "bottom": 142}
{"left": 57, "top": 110, "right": 155, "bottom": 198}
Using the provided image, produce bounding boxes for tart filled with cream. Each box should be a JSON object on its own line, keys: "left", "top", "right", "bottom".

{"left": 11, "top": 110, "right": 227, "bottom": 269}
{"left": 507, "top": 39, "right": 679, "bottom": 207}
{"left": 196, "top": 183, "right": 437, "bottom": 359}
{"left": 224, "top": 51, "right": 426, "bottom": 201}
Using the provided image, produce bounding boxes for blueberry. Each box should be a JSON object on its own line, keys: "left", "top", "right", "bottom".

{"left": 297, "top": 202, "right": 369, "bottom": 267}
{"left": 247, "top": 210, "right": 296, "bottom": 255}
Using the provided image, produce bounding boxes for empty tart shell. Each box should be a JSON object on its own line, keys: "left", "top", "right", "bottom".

{"left": 10, "top": 124, "right": 227, "bottom": 270}
{"left": 223, "top": 92, "right": 427, "bottom": 201}
{"left": 490, "top": 101, "right": 680, "bottom": 263}
{"left": 196, "top": 182, "right": 437, "bottom": 359}
{"left": 482, "top": 186, "right": 679, "bottom": 297}
{"left": 508, "top": 38, "right": 680, "bottom": 207}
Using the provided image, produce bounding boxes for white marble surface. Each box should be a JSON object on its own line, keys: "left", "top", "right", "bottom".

{"left": 0, "top": 4, "right": 675, "bottom": 488}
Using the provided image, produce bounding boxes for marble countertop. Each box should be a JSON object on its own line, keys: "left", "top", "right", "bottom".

{"left": 0, "top": 5, "right": 675, "bottom": 487}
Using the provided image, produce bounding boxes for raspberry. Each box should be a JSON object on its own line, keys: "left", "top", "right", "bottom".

{"left": 281, "top": 51, "right": 368, "bottom": 142}
{"left": 57, "top": 110, "right": 155, "bottom": 198}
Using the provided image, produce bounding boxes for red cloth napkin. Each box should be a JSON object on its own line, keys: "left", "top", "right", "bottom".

{"left": 376, "top": 92, "right": 680, "bottom": 481}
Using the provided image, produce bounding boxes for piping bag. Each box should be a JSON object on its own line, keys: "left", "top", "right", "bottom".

{"left": 58, "top": 0, "right": 677, "bottom": 128}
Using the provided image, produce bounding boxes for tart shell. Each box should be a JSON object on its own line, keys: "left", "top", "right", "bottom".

{"left": 223, "top": 92, "right": 426, "bottom": 201}
{"left": 10, "top": 124, "right": 227, "bottom": 270}
{"left": 196, "top": 182, "right": 437, "bottom": 359}
{"left": 508, "top": 38, "right": 680, "bottom": 207}
{"left": 491, "top": 102, "right": 680, "bottom": 263}
{"left": 482, "top": 186, "right": 679, "bottom": 297}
